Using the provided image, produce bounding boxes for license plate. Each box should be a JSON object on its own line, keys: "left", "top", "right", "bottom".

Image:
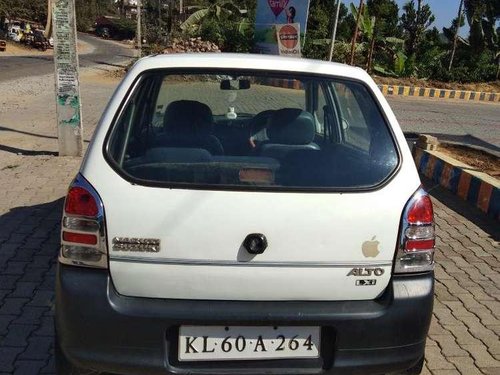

{"left": 178, "top": 326, "right": 320, "bottom": 361}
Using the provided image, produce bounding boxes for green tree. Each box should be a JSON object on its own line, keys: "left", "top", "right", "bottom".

{"left": 180, "top": 0, "right": 243, "bottom": 33}
{"left": 142, "top": 0, "right": 171, "bottom": 44}
{"left": 464, "top": 0, "right": 485, "bottom": 52}
{"left": 464, "top": 0, "right": 499, "bottom": 52}
{"left": 372, "top": 35, "right": 411, "bottom": 78}
{"left": 400, "top": 0, "right": 435, "bottom": 64}
{"left": 177, "top": 0, "right": 254, "bottom": 52}
{"left": 0, "top": 0, "right": 47, "bottom": 23}
{"left": 460, "top": 0, "right": 499, "bottom": 79}
{"left": 443, "top": 15, "right": 466, "bottom": 43}
{"left": 365, "top": 0, "right": 400, "bottom": 72}
{"left": 415, "top": 26, "right": 447, "bottom": 77}
{"left": 345, "top": 0, "right": 399, "bottom": 72}
{"left": 349, "top": 2, "right": 375, "bottom": 69}
{"left": 75, "top": 0, "right": 116, "bottom": 31}
{"left": 197, "top": 15, "right": 253, "bottom": 52}
{"left": 367, "top": 0, "right": 399, "bottom": 39}
{"left": 445, "top": 0, "right": 465, "bottom": 71}
{"left": 303, "top": 0, "right": 354, "bottom": 60}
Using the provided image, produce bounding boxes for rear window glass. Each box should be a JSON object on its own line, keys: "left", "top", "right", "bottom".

{"left": 106, "top": 70, "right": 398, "bottom": 190}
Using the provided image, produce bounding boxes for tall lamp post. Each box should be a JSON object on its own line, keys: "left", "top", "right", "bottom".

{"left": 136, "top": 0, "right": 142, "bottom": 55}
{"left": 328, "top": 0, "right": 341, "bottom": 62}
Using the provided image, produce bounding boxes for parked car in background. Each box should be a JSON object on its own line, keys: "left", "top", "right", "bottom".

{"left": 0, "top": 31, "right": 6, "bottom": 52}
{"left": 55, "top": 54, "right": 435, "bottom": 375}
{"left": 32, "top": 29, "right": 49, "bottom": 51}
{"left": 8, "top": 25, "right": 21, "bottom": 42}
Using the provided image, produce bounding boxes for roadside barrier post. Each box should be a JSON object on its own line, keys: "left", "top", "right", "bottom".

{"left": 52, "top": 0, "right": 83, "bottom": 157}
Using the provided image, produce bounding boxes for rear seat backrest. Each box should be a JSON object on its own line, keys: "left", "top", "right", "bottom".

{"left": 153, "top": 100, "right": 224, "bottom": 155}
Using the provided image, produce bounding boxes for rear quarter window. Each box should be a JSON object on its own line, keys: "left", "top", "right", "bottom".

{"left": 105, "top": 70, "right": 399, "bottom": 191}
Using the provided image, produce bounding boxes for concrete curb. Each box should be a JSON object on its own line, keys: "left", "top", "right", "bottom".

{"left": 252, "top": 80, "right": 500, "bottom": 103}
{"left": 378, "top": 84, "right": 500, "bottom": 102}
{"left": 414, "top": 147, "right": 500, "bottom": 221}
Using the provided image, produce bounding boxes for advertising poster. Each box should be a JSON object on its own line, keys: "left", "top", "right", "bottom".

{"left": 276, "top": 23, "right": 301, "bottom": 57}
{"left": 254, "top": 0, "right": 310, "bottom": 55}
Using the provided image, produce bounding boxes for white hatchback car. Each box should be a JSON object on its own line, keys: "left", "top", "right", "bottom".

{"left": 55, "top": 54, "right": 435, "bottom": 375}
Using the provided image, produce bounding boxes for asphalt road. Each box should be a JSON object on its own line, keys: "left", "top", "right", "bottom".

{"left": 0, "top": 33, "right": 135, "bottom": 82}
{"left": 388, "top": 96, "right": 500, "bottom": 153}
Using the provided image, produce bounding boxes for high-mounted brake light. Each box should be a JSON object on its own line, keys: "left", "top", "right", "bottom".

{"left": 60, "top": 175, "right": 108, "bottom": 269}
{"left": 394, "top": 188, "right": 435, "bottom": 274}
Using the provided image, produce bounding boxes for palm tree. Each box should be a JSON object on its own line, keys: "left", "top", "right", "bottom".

{"left": 349, "top": 0, "right": 364, "bottom": 65}
{"left": 180, "top": 0, "right": 243, "bottom": 33}
{"left": 448, "top": 0, "right": 464, "bottom": 70}
{"left": 349, "top": 2, "right": 376, "bottom": 71}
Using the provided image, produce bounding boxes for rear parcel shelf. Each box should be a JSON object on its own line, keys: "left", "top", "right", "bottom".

{"left": 124, "top": 148, "right": 280, "bottom": 185}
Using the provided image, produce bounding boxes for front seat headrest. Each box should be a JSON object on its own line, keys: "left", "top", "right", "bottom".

{"left": 163, "top": 100, "right": 213, "bottom": 135}
{"left": 268, "top": 108, "right": 315, "bottom": 145}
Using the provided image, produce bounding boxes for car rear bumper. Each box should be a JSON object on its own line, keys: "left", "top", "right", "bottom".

{"left": 56, "top": 264, "right": 433, "bottom": 375}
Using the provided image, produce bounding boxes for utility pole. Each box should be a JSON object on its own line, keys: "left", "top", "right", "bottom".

{"left": 448, "top": 0, "right": 464, "bottom": 71}
{"left": 349, "top": 0, "right": 364, "bottom": 66}
{"left": 158, "top": 0, "right": 162, "bottom": 28}
{"left": 52, "top": 0, "right": 83, "bottom": 157}
{"left": 136, "top": 0, "right": 142, "bottom": 56}
{"left": 328, "top": 0, "right": 341, "bottom": 62}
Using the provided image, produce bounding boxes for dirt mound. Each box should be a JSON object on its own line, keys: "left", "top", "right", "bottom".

{"left": 163, "top": 37, "right": 220, "bottom": 54}
{"left": 439, "top": 143, "right": 500, "bottom": 177}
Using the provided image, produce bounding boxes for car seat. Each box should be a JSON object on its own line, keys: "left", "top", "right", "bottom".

{"left": 259, "top": 108, "right": 319, "bottom": 160}
{"left": 154, "top": 100, "right": 224, "bottom": 155}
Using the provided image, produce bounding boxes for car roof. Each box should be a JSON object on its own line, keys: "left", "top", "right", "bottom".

{"left": 130, "top": 53, "right": 372, "bottom": 82}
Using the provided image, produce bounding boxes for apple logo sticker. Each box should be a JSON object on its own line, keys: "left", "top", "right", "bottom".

{"left": 362, "top": 236, "right": 380, "bottom": 258}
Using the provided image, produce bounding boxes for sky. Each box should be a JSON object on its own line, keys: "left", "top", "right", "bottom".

{"left": 340, "top": 0, "right": 465, "bottom": 35}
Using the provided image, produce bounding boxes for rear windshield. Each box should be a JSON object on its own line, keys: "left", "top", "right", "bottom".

{"left": 106, "top": 70, "right": 398, "bottom": 191}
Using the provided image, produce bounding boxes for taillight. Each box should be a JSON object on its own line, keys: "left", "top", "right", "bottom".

{"left": 60, "top": 175, "right": 108, "bottom": 268}
{"left": 394, "top": 188, "right": 435, "bottom": 273}
{"left": 65, "top": 187, "right": 98, "bottom": 217}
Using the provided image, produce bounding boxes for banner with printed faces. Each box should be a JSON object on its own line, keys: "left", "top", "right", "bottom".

{"left": 254, "top": 0, "right": 310, "bottom": 55}
{"left": 276, "top": 23, "right": 301, "bottom": 57}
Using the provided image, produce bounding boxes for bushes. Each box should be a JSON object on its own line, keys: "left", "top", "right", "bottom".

{"left": 112, "top": 17, "right": 136, "bottom": 40}
{"left": 426, "top": 51, "right": 497, "bottom": 83}
{"left": 195, "top": 15, "right": 253, "bottom": 53}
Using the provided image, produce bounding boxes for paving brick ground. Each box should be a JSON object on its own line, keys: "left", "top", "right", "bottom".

{"left": 0, "top": 71, "right": 499, "bottom": 375}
